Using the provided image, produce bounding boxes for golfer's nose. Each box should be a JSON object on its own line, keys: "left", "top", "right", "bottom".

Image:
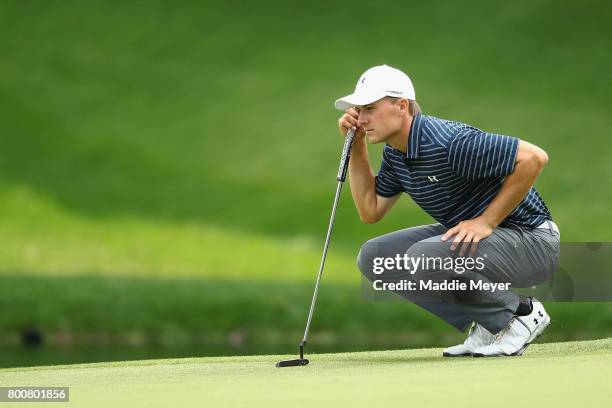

{"left": 357, "top": 113, "right": 368, "bottom": 127}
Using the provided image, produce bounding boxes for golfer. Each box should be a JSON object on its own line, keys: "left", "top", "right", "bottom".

{"left": 336, "top": 65, "right": 560, "bottom": 357}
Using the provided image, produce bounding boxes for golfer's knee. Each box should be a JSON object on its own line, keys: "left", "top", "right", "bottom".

{"left": 357, "top": 239, "right": 377, "bottom": 280}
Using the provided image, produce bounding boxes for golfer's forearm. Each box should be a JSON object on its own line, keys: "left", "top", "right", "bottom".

{"left": 480, "top": 154, "right": 547, "bottom": 228}
{"left": 348, "top": 138, "right": 380, "bottom": 223}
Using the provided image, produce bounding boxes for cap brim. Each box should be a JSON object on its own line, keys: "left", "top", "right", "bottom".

{"left": 334, "top": 91, "right": 387, "bottom": 110}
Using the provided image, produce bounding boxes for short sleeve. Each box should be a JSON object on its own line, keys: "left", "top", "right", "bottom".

{"left": 448, "top": 127, "right": 519, "bottom": 179}
{"left": 375, "top": 149, "right": 403, "bottom": 197}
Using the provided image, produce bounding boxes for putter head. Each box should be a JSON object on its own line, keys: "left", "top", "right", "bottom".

{"left": 276, "top": 358, "right": 309, "bottom": 368}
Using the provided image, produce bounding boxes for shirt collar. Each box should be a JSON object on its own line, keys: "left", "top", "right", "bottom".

{"left": 406, "top": 113, "right": 422, "bottom": 160}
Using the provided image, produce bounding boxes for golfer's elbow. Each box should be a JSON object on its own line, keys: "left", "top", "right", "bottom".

{"left": 536, "top": 149, "right": 549, "bottom": 167}
{"left": 518, "top": 140, "right": 549, "bottom": 169}
{"left": 359, "top": 210, "right": 382, "bottom": 224}
{"left": 526, "top": 149, "right": 549, "bottom": 171}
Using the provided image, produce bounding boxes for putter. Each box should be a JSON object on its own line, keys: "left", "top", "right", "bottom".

{"left": 276, "top": 128, "right": 356, "bottom": 368}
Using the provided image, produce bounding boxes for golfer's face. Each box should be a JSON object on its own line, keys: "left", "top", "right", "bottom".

{"left": 356, "top": 98, "right": 400, "bottom": 143}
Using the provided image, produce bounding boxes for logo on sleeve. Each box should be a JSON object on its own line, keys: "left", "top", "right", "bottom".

{"left": 427, "top": 176, "right": 439, "bottom": 183}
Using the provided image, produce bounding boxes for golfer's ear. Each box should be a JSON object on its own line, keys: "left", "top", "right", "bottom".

{"left": 399, "top": 99, "right": 409, "bottom": 115}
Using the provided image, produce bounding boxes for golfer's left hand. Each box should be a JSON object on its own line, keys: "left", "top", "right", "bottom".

{"left": 441, "top": 217, "right": 494, "bottom": 257}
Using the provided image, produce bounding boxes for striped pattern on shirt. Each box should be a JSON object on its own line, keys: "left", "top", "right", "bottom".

{"left": 375, "top": 113, "right": 552, "bottom": 229}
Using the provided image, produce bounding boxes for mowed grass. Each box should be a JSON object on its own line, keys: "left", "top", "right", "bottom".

{"left": 0, "top": 185, "right": 357, "bottom": 282}
{"left": 0, "top": 338, "right": 610, "bottom": 407}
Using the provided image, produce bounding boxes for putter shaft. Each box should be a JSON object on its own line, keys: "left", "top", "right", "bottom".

{"left": 277, "top": 129, "right": 355, "bottom": 368}
{"left": 301, "top": 129, "right": 355, "bottom": 346}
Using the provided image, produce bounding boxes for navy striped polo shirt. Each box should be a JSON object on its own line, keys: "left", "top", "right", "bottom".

{"left": 375, "top": 113, "right": 552, "bottom": 228}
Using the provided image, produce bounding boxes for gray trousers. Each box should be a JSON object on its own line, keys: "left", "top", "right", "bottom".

{"left": 357, "top": 223, "right": 560, "bottom": 334}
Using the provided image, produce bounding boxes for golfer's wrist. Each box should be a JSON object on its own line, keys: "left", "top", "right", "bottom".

{"left": 478, "top": 213, "right": 499, "bottom": 229}
{"left": 351, "top": 134, "right": 367, "bottom": 151}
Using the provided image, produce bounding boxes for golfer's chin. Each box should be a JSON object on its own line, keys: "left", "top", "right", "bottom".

{"left": 366, "top": 131, "right": 384, "bottom": 144}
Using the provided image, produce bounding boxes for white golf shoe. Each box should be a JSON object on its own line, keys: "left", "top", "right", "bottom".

{"left": 443, "top": 322, "right": 495, "bottom": 357}
{"left": 473, "top": 298, "right": 550, "bottom": 357}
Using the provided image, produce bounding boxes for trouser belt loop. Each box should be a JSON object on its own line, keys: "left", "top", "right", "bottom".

{"left": 546, "top": 220, "right": 554, "bottom": 236}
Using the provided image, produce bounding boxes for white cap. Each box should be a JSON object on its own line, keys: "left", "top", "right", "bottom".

{"left": 334, "top": 64, "right": 416, "bottom": 110}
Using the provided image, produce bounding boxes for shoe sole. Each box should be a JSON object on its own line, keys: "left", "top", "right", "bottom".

{"left": 473, "top": 317, "right": 551, "bottom": 358}
{"left": 442, "top": 352, "right": 472, "bottom": 357}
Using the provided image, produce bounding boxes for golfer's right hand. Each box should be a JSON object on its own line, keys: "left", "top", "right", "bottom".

{"left": 338, "top": 108, "right": 366, "bottom": 139}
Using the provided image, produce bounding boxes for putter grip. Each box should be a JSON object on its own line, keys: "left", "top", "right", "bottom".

{"left": 337, "top": 128, "right": 356, "bottom": 182}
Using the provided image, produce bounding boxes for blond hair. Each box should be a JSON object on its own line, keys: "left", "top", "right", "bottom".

{"left": 388, "top": 97, "right": 421, "bottom": 115}
{"left": 408, "top": 99, "right": 421, "bottom": 115}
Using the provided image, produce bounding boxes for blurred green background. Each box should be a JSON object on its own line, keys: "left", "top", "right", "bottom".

{"left": 0, "top": 0, "right": 611, "bottom": 368}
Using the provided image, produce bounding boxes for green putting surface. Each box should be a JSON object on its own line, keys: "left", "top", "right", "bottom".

{"left": 1, "top": 338, "right": 610, "bottom": 407}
